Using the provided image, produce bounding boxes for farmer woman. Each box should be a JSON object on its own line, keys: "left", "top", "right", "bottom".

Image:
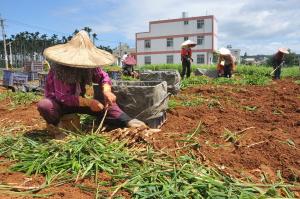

{"left": 180, "top": 40, "right": 196, "bottom": 79}
{"left": 216, "top": 48, "right": 236, "bottom": 78}
{"left": 37, "top": 30, "right": 146, "bottom": 138}
{"left": 122, "top": 53, "right": 136, "bottom": 77}
{"left": 271, "top": 48, "right": 289, "bottom": 80}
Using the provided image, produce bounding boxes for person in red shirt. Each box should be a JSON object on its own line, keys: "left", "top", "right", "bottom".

{"left": 180, "top": 40, "right": 195, "bottom": 78}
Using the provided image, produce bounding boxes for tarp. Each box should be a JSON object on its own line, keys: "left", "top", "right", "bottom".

{"left": 194, "top": 68, "right": 219, "bottom": 78}
{"left": 93, "top": 81, "right": 169, "bottom": 126}
{"left": 139, "top": 70, "right": 181, "bottom": 95}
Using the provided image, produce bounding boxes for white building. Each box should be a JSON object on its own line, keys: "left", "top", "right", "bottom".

{"left": 136, "top": 14, "right": 217, "bottom": 66}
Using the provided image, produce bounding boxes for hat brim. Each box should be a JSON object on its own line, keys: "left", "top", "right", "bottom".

{"left": 44, "top": 44, "right": 115, "bottom": 68}
{"left": 181, "top": 40, "right": 197, "bottom": 48}
{"left": 278, "top": 48, "right": 289, "bottom": 54}
{"left": 217, "top": 48, "right": 231, "bottom": 55}
{"left": 43, "top": 30, "right": 115, "bottom": 68}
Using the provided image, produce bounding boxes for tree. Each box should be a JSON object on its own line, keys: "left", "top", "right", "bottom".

{"left": 92, "top": 33, "right": 98, "bottom": 44}
{"left": 61, "top": 36, "right": 68, "bottom": 43}
{"left": 98, "top": 45, "right": 113, "bottom": 53}
{"left": 73, "top": 29, "right": 79, "bottom": 35}
{"left": 83, "top": 27, "right": 92, "bottom": 38}
{"left": 50, "top": 34, "right": 58, "bottom": 44}
{"left": 284, "top": 50, "right": 299, "bottom": 66}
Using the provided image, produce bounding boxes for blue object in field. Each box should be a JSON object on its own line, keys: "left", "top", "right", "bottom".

{"left": 107, "top": 71, "right": 122, "bottom": 80}
{"left": 3, "top": 70, "right": 28, "bottom": 87}
{"left": 27, "top": 71, "right": 39, "bottom": 81}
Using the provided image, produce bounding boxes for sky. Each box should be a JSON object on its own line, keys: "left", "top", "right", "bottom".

{"left": 0, "top": 0, "right": 299, "bottom": 55}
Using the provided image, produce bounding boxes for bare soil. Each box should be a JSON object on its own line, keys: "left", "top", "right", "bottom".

{"left": 155, "top": 79, "right": 300, "bottom": 184}
{"left": 0, "top": 79, "right": 299, "bottom": 198}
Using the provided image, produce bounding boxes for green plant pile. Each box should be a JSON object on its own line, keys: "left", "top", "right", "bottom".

{"left": 0, "top": 133, "right": 296, "bottom": 198}
{"left": 0, "top": 91, "right": 41, "bottom": 108}
{"left": 102, "top": 65, "right": 122, "bottom": 71}
{"left": 121, "top": 75, "right": 138, "bottom": 81}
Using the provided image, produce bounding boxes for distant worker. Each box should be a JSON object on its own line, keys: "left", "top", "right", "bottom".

{"left": 122, "top": 53, "right": 137, "bottom": 77}
{"left": 37, "top": 31, "right": 146, "bottom": 139}
{"left": 180, "top": 40, "right": 196, "bottom": 78}
{"left": 216, "top": 48, "right": 236, "bottom": 78}
{"left": 270, "top": 48, "right": 289, "bottom": 80}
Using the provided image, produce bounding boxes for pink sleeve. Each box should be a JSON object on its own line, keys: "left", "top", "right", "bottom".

{"left": 93, "top": 68, "right": 112, "bottom": 85}
{"left": 46, "top": 69, "right": 79, "bottom": 107}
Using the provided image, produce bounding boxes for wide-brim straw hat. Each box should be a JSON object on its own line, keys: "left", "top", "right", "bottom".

{"left": 43, "top": 30, "right": 115, "bottom": 68}
{"left": 181, "top": 39, "right": 197, "bottom": 48}
{"left": 278, "top": 48, "right": 289, "bottom": 54}
{"left": 217, "top": 47, "right": 231, "bottom": 56}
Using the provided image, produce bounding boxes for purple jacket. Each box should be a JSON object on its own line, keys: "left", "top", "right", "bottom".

{"left": 45, "top": 68, "right": 111, "bottom": 107}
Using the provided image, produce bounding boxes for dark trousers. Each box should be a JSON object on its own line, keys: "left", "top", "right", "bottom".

{"left": 181, "top": 59, "right": 191, "bottom": 78}
{"left": 123, "top": 65, "right": 133, "bottom": 76}
{"left": 223, "top": 64, "right": 232, "bottom": 78}
{"left": 273, "top": 67, "right": 281, "bottom": 79}
{"left": 37, "top": 98, "right": 131, "bottom": 127}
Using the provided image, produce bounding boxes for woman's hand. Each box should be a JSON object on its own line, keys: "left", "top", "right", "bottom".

{"left": 90, "top": 99, "right": 104, "bottom": 112}
{"left": 79, "top": 97, "right": 104, "bottom": 112}
{"left": 103, "top": 91, "right": 116, "bottom": 107}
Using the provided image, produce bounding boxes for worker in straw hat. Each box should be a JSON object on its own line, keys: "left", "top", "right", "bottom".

{"left": 37, "top": 30, "right": 146, "bottom": 138}
{"left": 216, "top": 47, "right": 236, "bottom": 78}
{"left": 270, "top": 48, "right": 289, "bottom": 80}
{"left": 180, "top": 40, "right": 196, "bottom": 78}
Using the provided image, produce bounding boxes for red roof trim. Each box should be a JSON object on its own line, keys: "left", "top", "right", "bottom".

{"left": 137, "top": 32, "right": 216, "bottom": 40}
{"left": 136, "top": 49, "right": 213, "bottom": 55}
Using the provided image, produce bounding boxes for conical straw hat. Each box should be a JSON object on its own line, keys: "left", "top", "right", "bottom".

{"left": 43, "top": 30, "right": 115, "bottom": 68}
{"left": 181, "top": 39, "right": 196, "bottom": 48}
{"left": 278, "top": 48, "right": 289, "bottom": 54}
{"left": 217, "top": 47, "right": 231, "bottom": 55}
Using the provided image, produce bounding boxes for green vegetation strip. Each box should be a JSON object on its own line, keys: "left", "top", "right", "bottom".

{"left": 0, "top": 91, "right": 41, "bottom": 108}
{"left": 0, "top": 133, "right": 296, "bottom": 198}
{"left": 179, "top": 75, "right": 271, "bottom": 89}
{"left": 138, "top": 64, "right": 299, "bottom": 76}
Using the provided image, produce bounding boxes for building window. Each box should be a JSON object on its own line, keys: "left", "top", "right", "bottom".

{"left": 144, "top": 56, "right": 151, "bottom": 65}
{"left": 184, "top": 20, "right": 189, "bottom": 25}
{"left": 184, "top": 36, "right": 189, "bottom": 41}
{"left": 197, "top": 19, "right": 204, "bottom": 29}
{"left": 166, "top": 38, "right": 173, "bottom": 47}
{"left": 197, "top": 54, "right": 205, "bottom": 64}
{"left": 197, "top": 36, "right": 204, "bottom": 45}
{"left": 144, "top": 40, "right": 151, "bottom": 48}
{"left": 166, "top": 55, "right": 174, "bottom": 64}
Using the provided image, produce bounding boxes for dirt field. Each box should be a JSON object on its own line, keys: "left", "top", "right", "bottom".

{"left": 0, "top": 79, "right": 299, "bottom": 198}
{"left": 157, "top": 79, "right": 300, "bottom": 184}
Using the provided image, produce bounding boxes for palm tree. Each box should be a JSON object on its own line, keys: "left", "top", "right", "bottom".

{"left": 51, "top": 34, "right": 58, "bottom": 44}
{"left": 62, "top": 36, "right": 67, "bottom": 44}
{"left": 92, "top": 33, "right": 98, "bottom": 44}
{"left": 40, "top": 34, "right": 47, "bottom": 51}
{"left": 83, "top": 27, "right": 92, "bottom": 38}
{"left": 73, "top": 29, "right": 79, "bottom": 35}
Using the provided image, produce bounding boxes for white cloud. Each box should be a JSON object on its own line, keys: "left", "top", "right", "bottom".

{"left": 61, "top": 0, "right": 300, "bottom": 54}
